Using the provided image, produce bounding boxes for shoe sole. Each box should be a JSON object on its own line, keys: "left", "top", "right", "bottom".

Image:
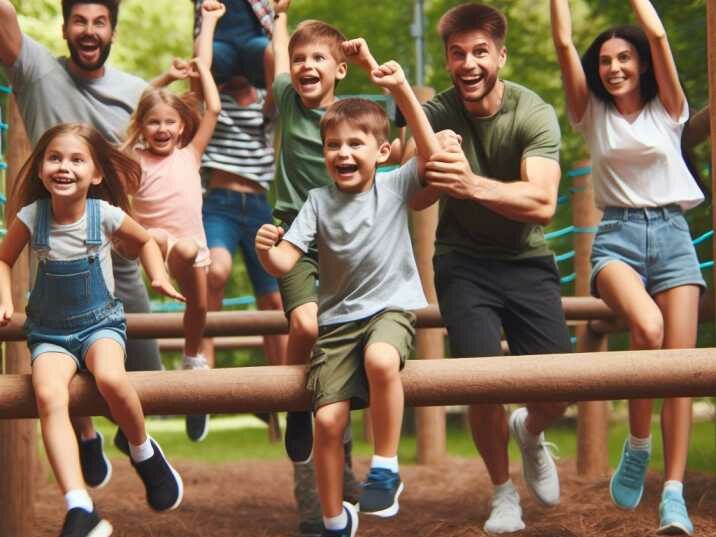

{"left": 359, "top": 481, "right": 404, "bottom": 518}
{"left": 149, "top": 437, "right": 184, "bottom": 512}
{"left": 186, "top": 415, "right": 210, "bottom": 443}
{"left": 508, "top": 410, "right": 559, "bottom": 507}
{"left": 88, "top": 519, "right": 113, "bottom": 537}
{"left": 656, "top": 522, "right": 693, "bottom": 535}
{"left": 85, "top": 432, "right": 113, "bottom": 490}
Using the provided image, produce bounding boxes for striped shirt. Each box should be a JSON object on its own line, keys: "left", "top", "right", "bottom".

{"left": 202, "top": 89, "right": 275, "bottom": 188}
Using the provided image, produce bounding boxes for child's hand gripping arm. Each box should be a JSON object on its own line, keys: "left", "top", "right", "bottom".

{"left": 272, "top": 0, "right": 291, "bottom": 78}
{"left": 255, "top": 224, "right": 302, "bottom": 278}
{"left": 113, "top": 216, "right": 185, "bottom": 302}
{"left": 189, "top": 56, "right": 222, "bottom": 156}
{"left": 0, "top": 219, "right": 30, "bottom": 326}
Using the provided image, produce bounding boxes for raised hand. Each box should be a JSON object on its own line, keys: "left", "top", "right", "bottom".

{"left": 341, "top": 38, "right": 378, "bottom": 72}
{"left": 370, "top": 60, "right": 407, "bottom": 90}
{"left": 168, "top": 58, "right": 197, "bottom": 81}
{"left": 255, "top": 224, "right": 284, "bottom": 251}
{"left": 201, "top": 0, "right": 226, "bottom": 20}
{"left": 273, "top": 0, "right": 291, "bottom": 14}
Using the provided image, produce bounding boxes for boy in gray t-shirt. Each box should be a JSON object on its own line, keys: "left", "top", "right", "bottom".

{"left": 256, "top": 42, "right": 445, "bottom": 537}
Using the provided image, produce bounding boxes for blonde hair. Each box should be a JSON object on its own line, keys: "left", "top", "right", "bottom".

{"left": 9, "top": 123, "right": 139, "bottom": 220}
{"left": 123, "top": 87, "right": 201, "bottom": 152}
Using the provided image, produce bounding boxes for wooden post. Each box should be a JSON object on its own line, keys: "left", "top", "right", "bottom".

{"left": 411, "top": 86, "right": 446, "bottom": 465}
{"left": 708, "top": 0, "right": 716, "bottom": 336}
{"left": 571, "top": 160, "right": 610, "bottom": 478}
{"left": 0, "top": 98, "right": 35, "bottom": 537}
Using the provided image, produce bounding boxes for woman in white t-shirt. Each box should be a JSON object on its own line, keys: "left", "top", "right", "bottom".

{"left": 551, "top": 1, "right": 704, "bottom": 534}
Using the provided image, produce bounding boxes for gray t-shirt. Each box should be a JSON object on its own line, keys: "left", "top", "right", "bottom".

{"left": 17, "top": 200, "right": 126, "bottom": 294}
{"left": 284, "top": 158, "right": 428, "bottom": 326}
{"left": 5, "top": 34, "right": 147, "bottom": 144}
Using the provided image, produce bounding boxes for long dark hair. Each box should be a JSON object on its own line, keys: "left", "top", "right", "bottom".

{"left": 9, "top": 123, "right": 139, "bottom": 219}
{"left": 581, "top": 25, "right": 657, "bottom": 106}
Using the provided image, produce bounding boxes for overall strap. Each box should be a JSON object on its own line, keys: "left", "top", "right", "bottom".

{"left": 31, "top": 198, "right": 51, "bottom": 252}
{"left": 85, "top": 198, "right": 102, "bottom": 247}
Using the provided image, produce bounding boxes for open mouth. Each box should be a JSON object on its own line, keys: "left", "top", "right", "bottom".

{"left": 299, "top": 76, "right": 320, "bottom": 88}
{"left": 51, "top": 176, "right": 76, "bottom": 185}
{"left": 460, "top": 74, "right": 483, "bottom": 88}
{"left": 336, "top": 164, "right": 359, "bottom": 175}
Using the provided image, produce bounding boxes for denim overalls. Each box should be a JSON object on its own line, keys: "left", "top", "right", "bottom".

{"left": 24, "top": 198, "right": 126, "bottom": 369}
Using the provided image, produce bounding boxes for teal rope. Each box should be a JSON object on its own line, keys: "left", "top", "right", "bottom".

{"left": 555, "top": 250, "right": 575, "bottom": 263}
{"left": 557, "top": 194, "right": 569, "bottom": 205}
{"left": 0, "top": 121, "right": 7, "bottom": 131}
{"left": 152, "top": 294, "right": 256, "bottom": 312}
{"left": 566, "top": 166, "right": 592, "bottom": 178}
{"left": 692, "top": 230, "right": 713, "bottom": 246}
{"left": 545, "top": 225, "right": 574, "bottom": 240}
{"left": 699, "top": 260, "right": 714, "bottom": 271}
{"left": 560, "top": 273, "right": 576, "bottom": 284}
{"left": 0, "top": 84, "right": 11, "bottom": 94}
{"left": 0, "top": 162, "right": 7, "bottom": 170}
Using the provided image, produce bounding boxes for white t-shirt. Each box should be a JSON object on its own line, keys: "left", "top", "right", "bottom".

{"left": 17, "top": 200, "right": 126, "bottom": 294}
{"left": 572, "top": 95, "right": 704, "bottom": 211}
{"left": 284, "top": 158, "right": 428, "bottom": 326}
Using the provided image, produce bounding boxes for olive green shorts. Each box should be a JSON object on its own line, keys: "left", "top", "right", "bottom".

{"left": 278, "top": 252, "right": 318, "bottom": 315}
{"left": 306, "top": 308, "right": 416, "bottom": 411}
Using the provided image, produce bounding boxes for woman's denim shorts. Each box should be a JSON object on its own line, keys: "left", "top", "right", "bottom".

{"left": 590, "top": 205, "right": 706, "bottom": 297}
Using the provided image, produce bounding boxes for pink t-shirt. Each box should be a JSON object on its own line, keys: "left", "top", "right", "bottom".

{"left": 133, "top": 146, "right": 210, "bottom": 266}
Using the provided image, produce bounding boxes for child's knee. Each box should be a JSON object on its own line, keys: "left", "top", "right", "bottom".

{"left": 34, "top": 383, "right": 69, "bottom": 415}
{"left": 171, "top": 239, "right": 199, "bottom": 264}
{"left": 94, "top": 370, "right": 130, "bottom": 400}
{"left": 364, "top": 343, "right": 401, "bottom": 383}
{"left": 207, "top": 260, "right": 232, "bottom": 290}
{"left": 315, "top": 405, "right": 348, "bottom": 439}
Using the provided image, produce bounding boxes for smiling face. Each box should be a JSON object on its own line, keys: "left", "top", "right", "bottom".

{"left": 62, "top": 3, "right": 114, "bottom": 76}
{"left": 323, "top": 122, "right": 391, "bottom": 193}
{"left": 40, "top": 134, "right": 102, "bottom": 202}
{"left": 446, "top": 29, "right": 506, "bottom": 112}
{"left": 598, "top": 37, "right": 644, "bottom": 104}
{"left": 141, "top": 102, "right": 184, "bottom": 156}
{"left": 290, "top": 41, "right": 347, "bottom": 109}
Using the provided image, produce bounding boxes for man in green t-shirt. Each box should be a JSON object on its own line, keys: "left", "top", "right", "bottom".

{"left": 407, "top": 4, "right": 571, "bottom": 534}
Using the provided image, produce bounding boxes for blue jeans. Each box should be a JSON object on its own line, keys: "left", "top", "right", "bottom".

{"left": 202, "top": 188, "right": 278, "bottom": 297}
{"left": 590, "top": 205, "right": 706, "bottom": 297}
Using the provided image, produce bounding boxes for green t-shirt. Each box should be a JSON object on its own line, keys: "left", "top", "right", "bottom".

{"left": 272, "top": 72, "right": 332, "bottom": 221}
{"left": 423, "top": 80, "right": 561, "bottom": 259}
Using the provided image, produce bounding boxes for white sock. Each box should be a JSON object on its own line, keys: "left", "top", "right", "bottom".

{"left": 129, "top": 437, "right": 154, "bottom": 463}
{"left": 371, "top": 454, "right": 399, "bottom": 473}
{"left": 493, "top": 478, "right": 517, "bottom": 497}
{"left": 64, "top": 489, "right": 93, "bottom": 513}
{"left": 629, "top": 434, "right": 651, "bottom": 451}
{"left": 323, "top": 509, "right": 348, "bottom": 530}
{"left": 664, "top": 480, "right": 684, "bottom": 496}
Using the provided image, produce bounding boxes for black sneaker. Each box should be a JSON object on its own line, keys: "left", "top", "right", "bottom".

{"left": 113, "top": 428, "right": 129, "bottom": 457}
{"left": 185, "top": 414, "right": 209, "bottom": 442}
{"left": 131, "top": 437, "right": 183, "bottom": 512}
{"left": 78, "top": 432, "right": 112, "bottom": 489}
{"left": 59, "top": 507, "right": 113, "bottom": 537}
{"left": 322, "top": 501, "right": 358, "bottom": 537}
{"left": 358, "top": 467, "right": 404, "bottom": 518}
{"left": 285, "top": 411, "right": 313, "bottom": 463}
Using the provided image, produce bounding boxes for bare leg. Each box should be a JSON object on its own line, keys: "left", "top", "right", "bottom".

{"left": 654, "top": 285, "right": 699, "bottom": 482}
{"left": 468, "top": 403, "right": 510, "bottom": 485}
{"left": 364, "top": 342, "right": 402, "bottom": 457}
{"left": 314, "top": 401, "right": 350, "bottom": 518}
{"left": 168, "top": 239, "right": 208, "bottom": 357}
{"left": 202, "top": 247, "right": 232, "bottom": 368}
{"left": 85, "top": 339, "right": 146, "bottom": 446}
{"left": 32, "top": 354, "right": 84, "bottom": 494}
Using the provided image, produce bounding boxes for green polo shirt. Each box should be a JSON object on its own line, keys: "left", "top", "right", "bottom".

{"left": 423, "top": 80, "right": 561, "bottom": 259}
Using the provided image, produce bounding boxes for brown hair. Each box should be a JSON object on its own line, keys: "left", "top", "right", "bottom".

{"left": 320, "top": 98, "right": 389, "bottom": 145}
{"left": 123, "top": 87, "right": 201, "bottom": 153}
{"left": 288, "top": 20, "right": 346, "bottom": 64}
{"left": 9, "top": 123, "right": 139, "bottom": 219}
{"left": 62, "top": 0, "right": 119, "bottom": 30}
{"left": 437, "top": 3, "right": 507, "bottom": 49}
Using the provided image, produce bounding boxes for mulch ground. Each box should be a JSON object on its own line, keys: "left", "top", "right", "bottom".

{"left": 33, "top": 457, "right": 716, "bottom": 537}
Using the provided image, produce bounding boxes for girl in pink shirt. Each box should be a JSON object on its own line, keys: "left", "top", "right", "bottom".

{"left": 123, "top": 56, "right": 220, "bottom": 442}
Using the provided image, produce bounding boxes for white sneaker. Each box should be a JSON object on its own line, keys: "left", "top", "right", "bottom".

{"left": 182, "top": 354, "right": 208, "bottom": 370}
{"left": 509, "top": 407, "right": 560, "bottom": 506}
{"left": 484, "top": 489, "right": 525, "bottom": 534}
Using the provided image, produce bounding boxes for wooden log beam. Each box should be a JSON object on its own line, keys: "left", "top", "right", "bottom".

{"left": 1, "top": 347, "right": 715, "bottom": 419}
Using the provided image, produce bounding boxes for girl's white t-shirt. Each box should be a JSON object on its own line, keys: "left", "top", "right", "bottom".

{"left": 17, "top": 199, "right": 126, "bottom": 294}
{"left": 572, "top": 95, "right": 704, "bottom": 211}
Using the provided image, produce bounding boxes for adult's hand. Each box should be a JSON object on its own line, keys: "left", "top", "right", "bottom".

{"left": 424, "top": 147, "right": 480, "bottom": 200}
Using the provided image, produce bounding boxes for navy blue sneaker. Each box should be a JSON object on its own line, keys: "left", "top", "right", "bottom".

{"left": 322, "top": 501, "right": 358, "bottom": 537}
{"left": 131, "top": 437, "right": 183, "bottom": 511}
{"left": 59, "top": 507, "right": 112, "bottom": 537}
{"left": 113, "top": 428, "right": 129, "bottom": 457}
{"left": 78, "top": 432, "right": 112, "bottom": 489}
{"left": 358, "top": 467, "right": 404, "bottom": 517}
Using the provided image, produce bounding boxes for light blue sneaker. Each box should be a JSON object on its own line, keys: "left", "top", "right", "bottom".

{"left": 609, "top": 440, "right": 650, "bottom": 509}
{"left": 657, "top": 489, "right": 693, "bottom": 535}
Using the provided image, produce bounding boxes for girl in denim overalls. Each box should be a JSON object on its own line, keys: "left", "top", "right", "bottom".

{"left": 552, "top": 1, "right": 704, "bottom": 534}
{"left": 0, "top": 123, "right": 186, "bottom": 537}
